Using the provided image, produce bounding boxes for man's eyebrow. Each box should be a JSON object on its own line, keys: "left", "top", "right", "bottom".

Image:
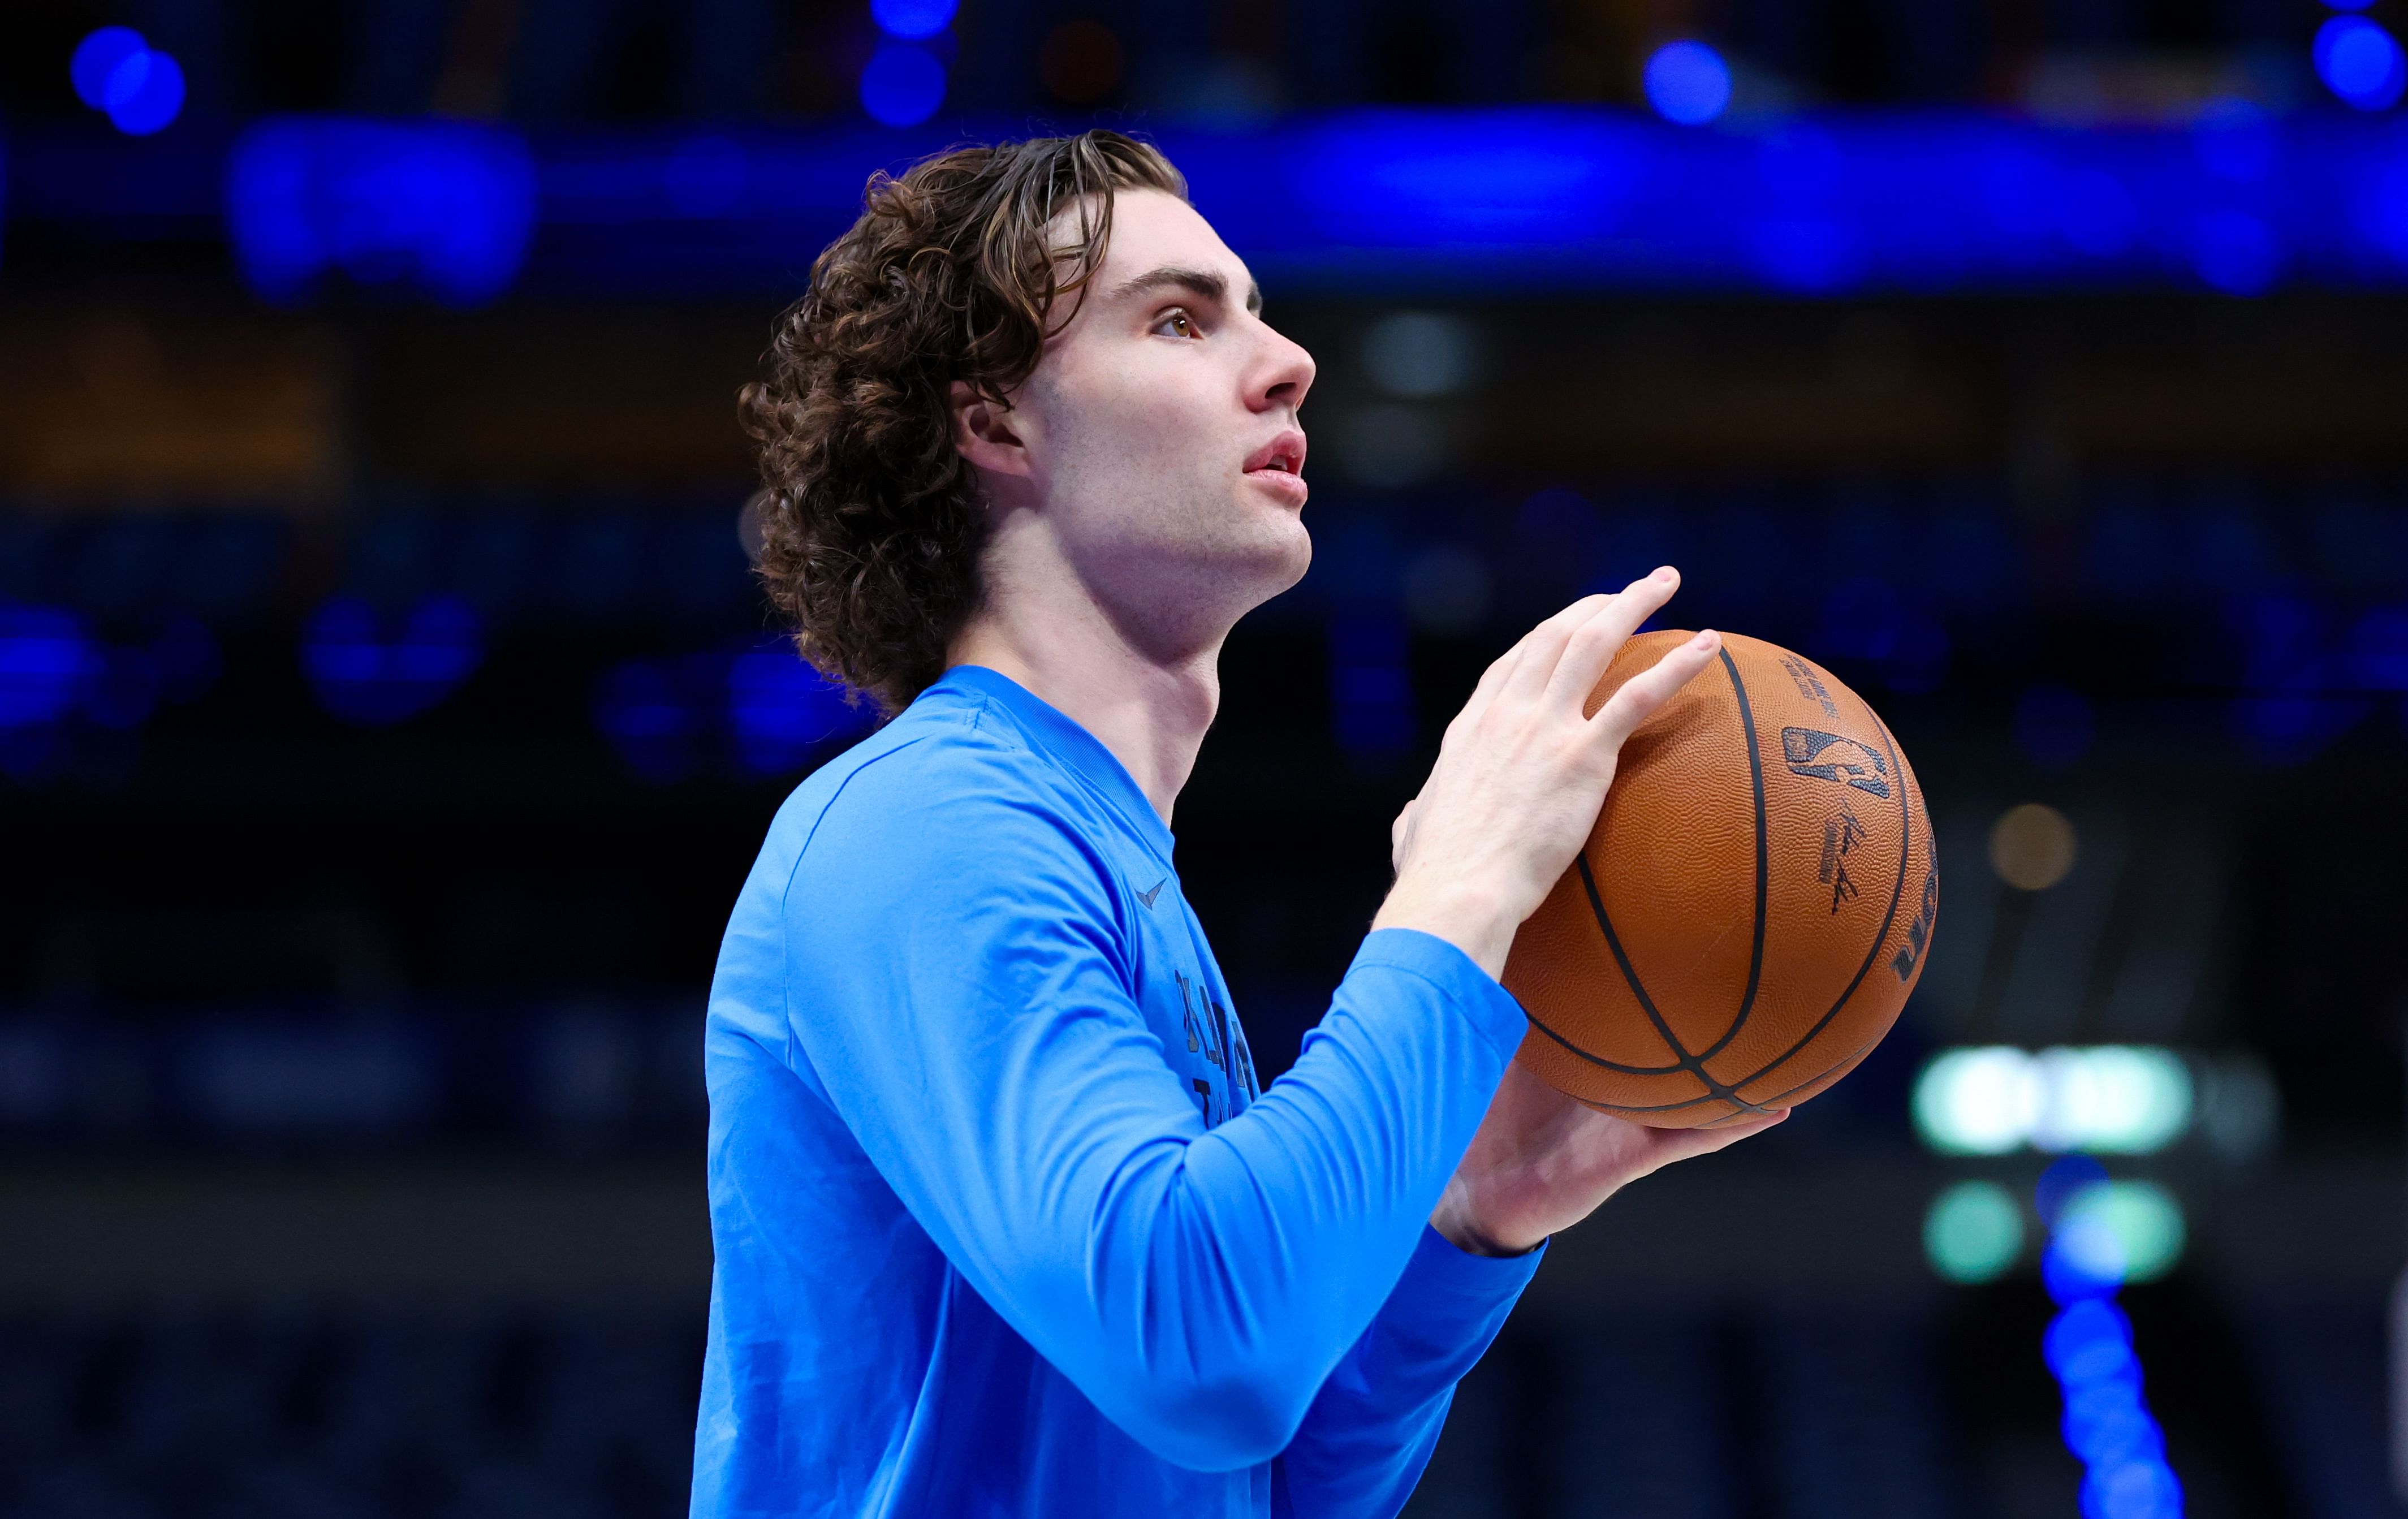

{"left": 1109, "top": 265, "right": 1263, "bottom": 314}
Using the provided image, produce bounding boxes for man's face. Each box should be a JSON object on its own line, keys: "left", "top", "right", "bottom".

{"left": 978, "top": 189, "right": 1317, "bottom": 653}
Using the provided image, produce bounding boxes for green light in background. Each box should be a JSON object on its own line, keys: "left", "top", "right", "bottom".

{"left": 1924, "top": 1180, "right": 2025, "bottom": 1283}
{"left": 2056, "top": 1181, "right": 2185, "bottom": 1283}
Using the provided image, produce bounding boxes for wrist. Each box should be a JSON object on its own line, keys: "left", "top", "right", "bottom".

{"left": 1371, "top": 877, "right": 1514, "bottom": 979}
{"left": 1429, "top": 1181, "right": 1546, "bottom": 1258}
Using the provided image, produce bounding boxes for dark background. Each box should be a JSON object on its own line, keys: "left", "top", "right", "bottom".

{"left": 2, "top": 1, "right": 2403, "bottom": 1516}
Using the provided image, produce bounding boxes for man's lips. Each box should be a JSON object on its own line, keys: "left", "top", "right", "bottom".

{"left": 1242, "top": 430, "right": 1307, "bottom": 478}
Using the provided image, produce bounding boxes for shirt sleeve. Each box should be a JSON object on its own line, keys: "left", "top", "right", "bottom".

{"left": 779, "top": 746, "right": 1529, "bottom": 1473}
{"left": 1271, "top": 1226, "right": 1543, "bottom": 1518}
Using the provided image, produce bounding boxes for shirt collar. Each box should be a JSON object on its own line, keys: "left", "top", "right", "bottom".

{"left": 925, "top": 664, "right": 1177, "bottom": 866}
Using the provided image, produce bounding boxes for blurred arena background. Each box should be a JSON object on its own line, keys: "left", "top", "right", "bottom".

{"left": 2, "top": 2, "right": 2406, "bottom": 1516}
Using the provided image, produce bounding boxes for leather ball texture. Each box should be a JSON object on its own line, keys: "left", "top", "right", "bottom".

{"left": 1502, "top": 631, "right": 1938, "bottom": 1128}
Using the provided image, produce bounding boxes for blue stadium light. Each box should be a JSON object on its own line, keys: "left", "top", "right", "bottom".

{"left": 0, "top": 607, "right": 96, "bottom": 732}
{"left": 103, "top": 49, "right": 183, "bottom": 136}
{"left": 1642, "top": 42, "right": 1732, "bottom": 127}
{"left": 70, "top": 27, "right": 147, "bottom": 108}
{"left": 2315, "top": 16, "right": 2407, "bottom": 111}
{"left": 301, "top": 595, "right": 483, "bottom": 726}
{"left": 89, "top": 107, "right": 2408, "bottom": 297}
{"left": 2350, "top": 604, "right": 2408, "bottom": 689}
{"left": 597, "top": 644, "right": 870, "bottom": 782}
{"left": 860, "top": 44, "right": 947, "bottom": 128}
{"left": 2036, "top": 1160, "right": 2186, "bottom": 1519}
{"left": 727, "top": 642, "right": 869, "bottom": 774}
{"left": 70, "top": 27, "right": 184, "bottom": 136}
{"left": 227, "top": 118, "right": 537, "bottom": 306}
{"left": 2190, "top": 210, "right": 2278, "bottom": 295}
{"left": 871, "top": 0, "right": 957, "bottom": 41}
{"left": 594, "top": 658, "right": 703, "bottom": 783}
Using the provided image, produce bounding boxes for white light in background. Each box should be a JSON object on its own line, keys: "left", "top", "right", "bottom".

{"left": 1914, "top": 1046, "right": 2044, "bottom": 1154}
{"left": 1915, "top": 1046, "right": 2194, "bottom": 1155}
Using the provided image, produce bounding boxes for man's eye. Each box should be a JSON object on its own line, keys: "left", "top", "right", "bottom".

{"left": 1157, "top": 310, "right": 1198, "bottom": 338}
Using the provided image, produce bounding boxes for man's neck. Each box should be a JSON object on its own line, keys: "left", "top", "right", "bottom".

{"left": 948, "top": 597, "right": 1221, "bottom": 825}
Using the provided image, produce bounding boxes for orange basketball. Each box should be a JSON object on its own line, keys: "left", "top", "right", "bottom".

{"left": 1503, "top": 631, "right": 1938, "bottom": 1128}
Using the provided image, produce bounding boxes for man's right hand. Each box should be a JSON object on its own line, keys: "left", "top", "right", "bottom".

{"left": 1370, "top": 568, "right": 1721, "bottom": 981}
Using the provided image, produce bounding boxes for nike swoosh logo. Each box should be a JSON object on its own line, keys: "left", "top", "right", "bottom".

{"left": 1136, "top": 879, "right": 1167, "bottom": 909}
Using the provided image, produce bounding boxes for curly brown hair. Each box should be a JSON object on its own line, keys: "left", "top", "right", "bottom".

{"left": 740, "top": 130, "right": 1189, "bottom": 715}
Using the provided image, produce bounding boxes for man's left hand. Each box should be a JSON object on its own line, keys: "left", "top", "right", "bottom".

{"left": 1429, "top": 1062, "right": 1788, "bottom": 1257}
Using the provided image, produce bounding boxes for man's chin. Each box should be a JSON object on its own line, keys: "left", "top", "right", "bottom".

{"left": 1227, "top": 522, "right": 1311, "bottom": 604}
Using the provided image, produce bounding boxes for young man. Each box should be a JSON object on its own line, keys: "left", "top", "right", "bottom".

{"left": 692, "top": 131, "right": 1783, "bottom": 1518}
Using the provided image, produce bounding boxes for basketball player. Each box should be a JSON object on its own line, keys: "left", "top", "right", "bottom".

{"left": 692, "top": 131, "right": 1786, "bottom": 1518}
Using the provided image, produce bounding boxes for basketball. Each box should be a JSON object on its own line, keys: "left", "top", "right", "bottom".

{"left": 1503, "top": 631, "right": 1937, "bottom": 1128}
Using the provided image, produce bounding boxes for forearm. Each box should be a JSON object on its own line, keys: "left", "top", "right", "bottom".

{"left": 1015, "top": 931, "right": 1528, "bottom": 1468}
{"left": 1272, "top": 1225, "right": 1542, "bottom": 1518}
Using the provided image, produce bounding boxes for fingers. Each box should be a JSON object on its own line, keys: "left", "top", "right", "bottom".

{"left": 1659, "top": 1107, "right": 1788, "bottom": 1162}
{"left": 1543, "top": 568, "right": 1683, "bottom": 711}
{"left": 1590, "top": 628, "right": 1721, "bottom": 749}
{"left": 1496, "top": 593, "right": 1612, "bottom": 705}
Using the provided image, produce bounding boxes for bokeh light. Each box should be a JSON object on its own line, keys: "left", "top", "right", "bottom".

{"left": 2034, "top": 1154, "right": 2110, "bottom": 1231}
{"left": 594, "top": 643, "right": 871, "bottom": 783}
{"left": 2035, "top": 1167, "right": 2187, "bottom": 1517}
{"left": 1362, "top": 312, "right": 1481, "bottom": 399}
{"left": 2042, "top": 1296, "right": 2185, "bottom": 1517}
{"left": 1924, "top": 1181, "right": 2024, "bottom": 1283}
{"left": 2191, "top": 209, "right": 2278, "bottom": 295}
{"left": 301, "top": 596, "right": 484, "bottom": 726}
{"left": 1915, "top": 1047, "right": 2194, "bottom": 1156}
{"left": 70, "top": 27, "right": 147, "bottom": 108}
{"left": 228, "top": 119, "right": 539, "bottom": 307}
{"left": 727, "top": 644, "right": 869, "bottom": 775}
{"left": 859, "top": 43, "right": 946, "bottom": 127}
{"left": 593, "top": 657, "right": 705, "bottom": 783}
{"left": 103, "top": 49, "right": 184, "bottom": 135}
{"left": 1643, "top": 41, "right": 1733, "bottom": 127}
{"left": 2056, "top": 1180, "right": 2186, "bottom": 1284}
{"left": 70, "top": 27, "right": 185, "bottom": 136}
{"left": 870, "top": 0, "right": 957, "bottom": 41}
{"left": 0, "top": 607, "right": 96, "bottom": 732}
{"left": 1989, "top": 801, "right": 2077, "bottom": 891}
{"left": 2315, "top": 16, "right": 2407, "bottom": 111}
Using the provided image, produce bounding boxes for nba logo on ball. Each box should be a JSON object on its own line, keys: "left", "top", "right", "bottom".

{"left": 1503, "top": 632, "right": 1937, "bottom": 1128}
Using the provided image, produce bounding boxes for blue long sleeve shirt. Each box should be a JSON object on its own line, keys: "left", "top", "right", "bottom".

{"left": 691, "top": 664, "right": 1542, "bottom": 1518}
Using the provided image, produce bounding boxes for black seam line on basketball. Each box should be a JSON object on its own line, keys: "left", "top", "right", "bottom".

{"left": 1751, "top": 1026, "right": 1888, "bottom": 1110}
{"left": 1724, "top": 713, "right": 1915, "bottom": 1097}
{"left": 1573, "top": 1089, "right": 1743, "bottom": 1116}
{"left": 1524, "top": 1012, "right": 1689, "bottom": 1076}
{"left": 1571, "top": 853, "right": 1778, "bottom": 1116}
{"left": 1691, "top": 646, "right": 1770, "bottom": 1068}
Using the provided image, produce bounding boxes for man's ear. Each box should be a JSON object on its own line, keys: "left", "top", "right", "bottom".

{"left": 951, "top": 381, "right": 1029, "bottom": 478}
